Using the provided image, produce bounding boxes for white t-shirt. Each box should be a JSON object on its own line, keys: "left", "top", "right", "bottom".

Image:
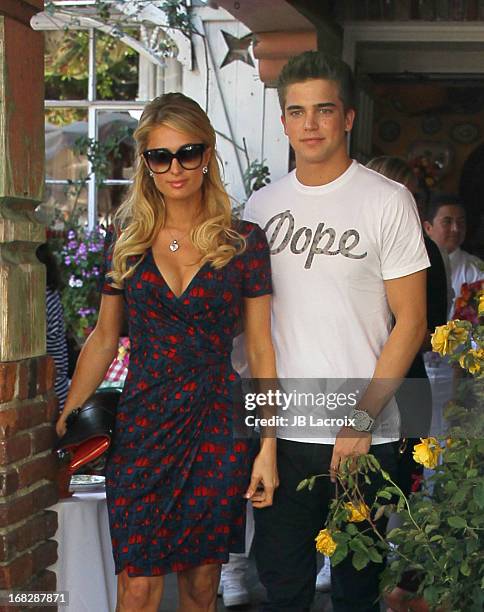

{"left": 448, "top": 248, "right": 483, "bottom": 318}
{"left": 244, "top": 161, "right": 430, "bottom": 444}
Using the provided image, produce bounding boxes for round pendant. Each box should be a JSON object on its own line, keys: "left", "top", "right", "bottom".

{"left": 169, "top": 239, "right": 179, "bottom": 252}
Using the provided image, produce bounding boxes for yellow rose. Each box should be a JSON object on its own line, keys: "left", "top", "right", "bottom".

{"left": 315, "top": 529, "right": 337, "bottom": 556}
{"left": 345, "top": 501, "right": 370, "bottom": 523}
{"left": 431, "top": 321, "right": 469, "bottom": 356}
{"left": 413, "top": 437, "right": 442, "bottom": 469}
{"left": 459, "top": 348, "right": 484, "bottom": 375}
{"left": 478, "top": 293, "right": 484, "bottom": 317}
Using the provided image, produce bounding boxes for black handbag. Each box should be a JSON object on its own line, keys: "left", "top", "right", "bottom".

{"left": 56, "top": 389, "right": 121, "bottom": 473}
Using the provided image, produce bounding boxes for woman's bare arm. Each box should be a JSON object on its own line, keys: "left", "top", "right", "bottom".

{"left": 56, "top": 293, "right": 125, "bottom": 436}
{"left": 243, "top": 294, "right": 279, "bottom": 507}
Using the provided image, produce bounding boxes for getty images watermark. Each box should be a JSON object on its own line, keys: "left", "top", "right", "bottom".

{"left": 244, "top": 388, "right": 359, "bottom": 428}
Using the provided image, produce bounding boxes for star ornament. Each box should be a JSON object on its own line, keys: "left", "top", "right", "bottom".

{"left": 220, "top": 31, "right": 255, "bottom": 68}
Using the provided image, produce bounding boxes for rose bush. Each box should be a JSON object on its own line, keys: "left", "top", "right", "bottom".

{"left": 302, "top": 281, "right": 484, "bottom": 611}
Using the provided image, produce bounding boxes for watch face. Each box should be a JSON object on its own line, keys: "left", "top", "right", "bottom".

{"left": 352, "top": 410, "right": 372, "bottom": 432}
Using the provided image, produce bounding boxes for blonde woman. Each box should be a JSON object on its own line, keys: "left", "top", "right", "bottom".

{"left": 56, "top": 93, "right": 278, "bottom": 612}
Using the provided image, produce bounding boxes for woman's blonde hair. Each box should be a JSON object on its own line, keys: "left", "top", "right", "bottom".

{"left": 109, "top": 93, "right": 245, "bottom": 286}
{"left": 366, "top": 156, "right": 414, "bottom": 188}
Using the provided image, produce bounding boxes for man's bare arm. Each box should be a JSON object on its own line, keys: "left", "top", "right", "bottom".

{"left": 330, "top": 269, "right": 427, "bottom": 481}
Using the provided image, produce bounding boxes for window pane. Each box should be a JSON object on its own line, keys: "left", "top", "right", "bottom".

{"left": 98, "top": 185, "right": 130, "bottom": 226}
{"left": 97, "top": 111, "right": 138, "bottom": 180}
{"left": 45, "top": 108, "right": 89, "bottom": 181}
{"left": 39, "top": 184, "right": 88, "bottom": 229}
{"left": 45, "top": 30, "right": 89, "bottom": 100}
{"left": 96, "top": 32, "right": 139, "bottom": 100}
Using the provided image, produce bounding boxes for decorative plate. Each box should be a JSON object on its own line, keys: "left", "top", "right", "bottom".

{"left": 378, "top": 120, "right": 401, "bottom": 142}
{"left": 421, "top": 114, "right": 442, "bottom": 135}
{"left": 450, "top": 122, "right": 481, "bottom": 145}
{"left": 69, "top": 474, "right": 105, "bottom": 491}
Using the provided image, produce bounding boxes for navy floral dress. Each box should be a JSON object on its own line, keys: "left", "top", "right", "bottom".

{"left": 102, "top": 221, "right": 271, "bottom": 576}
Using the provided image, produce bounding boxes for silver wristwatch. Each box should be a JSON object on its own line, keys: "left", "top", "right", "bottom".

{"left": 349, "top": 408, "right": 375, "bottom": 433}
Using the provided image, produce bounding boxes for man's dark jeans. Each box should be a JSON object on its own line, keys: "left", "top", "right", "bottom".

{"left": 254, "top": 439, "right": 398, "bottom": 612}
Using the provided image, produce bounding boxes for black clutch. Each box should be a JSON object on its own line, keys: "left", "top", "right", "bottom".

{"left": 56, "top": 389, "right": 121, "bottom": 472}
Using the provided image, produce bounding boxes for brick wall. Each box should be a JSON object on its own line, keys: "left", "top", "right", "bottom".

{"left": 0, "top": 356, "right": 59, "bottom": 609}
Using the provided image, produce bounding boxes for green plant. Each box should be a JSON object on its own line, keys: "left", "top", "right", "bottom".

{"left": 299, "top": 283, "right": 484, "bottom": 611}
{"left": 243, "top": 159, "right": 271, "bottom": 195}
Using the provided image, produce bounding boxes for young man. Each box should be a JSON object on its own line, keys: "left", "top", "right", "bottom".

{"left": 244, "top": 52, "right": 429, "bottom": 611}
{"left": 423, "top": 194, "right": 483, "bottom": 317}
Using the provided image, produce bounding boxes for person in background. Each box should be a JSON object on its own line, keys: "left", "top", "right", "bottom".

{"left": 36, "top": 242, "right": 70, "bottom": 411}
{"left": 366, "top": 156, "right": 448, "bottom": 494}
{"left": 423, "top": 194, "right": 483, "bottom": 318}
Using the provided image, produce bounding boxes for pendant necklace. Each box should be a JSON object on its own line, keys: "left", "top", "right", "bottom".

{"left": 167, "top": 228, "right": 191, "bottom": 252}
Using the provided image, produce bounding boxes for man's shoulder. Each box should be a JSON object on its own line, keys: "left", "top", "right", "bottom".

{"left": 250, "top": 172, "right": 293, "bottom": 200}
{"left": 244, "top": 173, "right": 294, "bottom": 222}
{"left": 461, "top": 249, "right": 484, "bottom": 269}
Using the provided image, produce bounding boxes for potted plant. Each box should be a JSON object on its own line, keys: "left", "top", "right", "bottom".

{"left": 300, "top": 281, "right": 484, "bottom": 611}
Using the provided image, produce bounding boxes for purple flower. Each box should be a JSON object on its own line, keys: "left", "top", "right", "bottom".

{"left": 67, "top": 230, "right": 76, "bottom": 239}
{"left": 64, "top": 256, "right": 71, "bottom": 266}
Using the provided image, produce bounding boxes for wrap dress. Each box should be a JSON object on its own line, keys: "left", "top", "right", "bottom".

{"left": 101, "top": 221, "right": 271, "bottom": 576}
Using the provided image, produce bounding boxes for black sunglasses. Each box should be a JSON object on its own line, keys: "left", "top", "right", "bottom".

{"left": 142, "top": 143, "right": 206, "bottom": 174}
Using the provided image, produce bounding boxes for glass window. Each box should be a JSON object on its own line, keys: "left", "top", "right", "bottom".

{"left": 41, "top": 184, "right": 88, "bottom": 228}
{"left": 98, "top": 185, "right": 130, "bottom": 225}
{"left": 97, "top": 111, "right": 137, "bottom": 180}
{"left": 45, "top": 108, "right": 89, "bottom": 181}
{"left": 96, "top": 32, "right": 139, "bottom": 101}
{"left": 45, "top": 30, "right": 89, "bottom": 100}
{"left": 44, "top": 22, "right": 147, "bottom": 229}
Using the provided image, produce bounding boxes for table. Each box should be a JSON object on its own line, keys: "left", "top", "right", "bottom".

{"left": 49, "top": 491, "right": 117, "bottom": 612}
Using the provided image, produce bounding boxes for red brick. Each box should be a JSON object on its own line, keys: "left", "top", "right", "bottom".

{"left": 0, "top": 434, "right": 31, "bottom": 464}
{"left": 31, "top": 541, "right": 57, "bottom": 575}
{"left": 17, "top": 362, "right": 29, "bottom": 401}
{"left": 36, "top": 358, "right": 46, "bottom": 395}
{"left": 17, "top": 454, "right": 57, "bottom": 489}
{"left": 0, "top": 407, "right": 22, "bottom": 438}
{"left": 0, "top": 512, "right": 58, "bottom": 562}
{"left": 30, "top": 426, "right": 56, "bottom": 454}
{"left": 0, "top": 363, "right": 17, "bottom": 404}
{"left": 44, "top": 396, "right": 59, "bottom": 423}
{"left": 0, "top": 402, "right": 49, "bottom": 438}
{"left": 25, "top": 402, "right": 49, "bottom": 429}
{"left": 0, "top": 484, "right": 58, "bottom": 528}
{"left": 24, "top": 569, "right": 58, "bottom": 612}
{"left": 45, "top": 357, "right": 56, "bottom": 392}
{"left": 36, "top": 357, "right": 56, "bottom": 395}
{"left": 0, "top": 550, "right": 33, "bottom": 588}
{"left": 32, "top": 483, "right": 58, "bottom": 515}
{"left": 0, "top": 471, "right": 19, "bottom": 497}
{"left": 26, "top": 568, "right": 57, "bottom": 592}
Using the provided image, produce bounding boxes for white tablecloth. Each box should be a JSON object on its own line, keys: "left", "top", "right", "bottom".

{"left": 48, "top": 491, "right": 117, "bottom": 612}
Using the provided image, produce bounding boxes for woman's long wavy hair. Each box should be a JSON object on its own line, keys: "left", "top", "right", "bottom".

{"left": 109, "top": 93, "right": 245, "bottom": 286}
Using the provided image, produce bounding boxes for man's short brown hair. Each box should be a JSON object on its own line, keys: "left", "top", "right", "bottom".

{"left": 277, "top": 51, "right": 356, "bottom": 113}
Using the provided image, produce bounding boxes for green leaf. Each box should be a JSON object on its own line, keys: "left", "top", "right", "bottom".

{"left": 296, "top": 479, "right": 308, "bottom": 491}
{"left": 367, "top": 547, "right": 383, "bottom": 564}
{"left": 330, "top": 542, "right": 348, "bottom": 567}
{"left": 308, "top": 477, "right": 316, "bottom": 491}
{"left": 352, "top": 550, "right": 369, "bottom": 571}
{"left": 473, "top": 480, "right": 484, "bottom": 509}
{"left": 460, "top": 561, "right": 471, "bottom": 576}
{"left": 346, "top": 523, "right": 358, "bottom": 536}
{"left": 429, "top": 535, "right": 443, "bottom": 542}
{"left": 447, "top": 516, "right": 467, "bottom": 529}
{"left": 377, "top": 490, "right": 392, "bottom": 500}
